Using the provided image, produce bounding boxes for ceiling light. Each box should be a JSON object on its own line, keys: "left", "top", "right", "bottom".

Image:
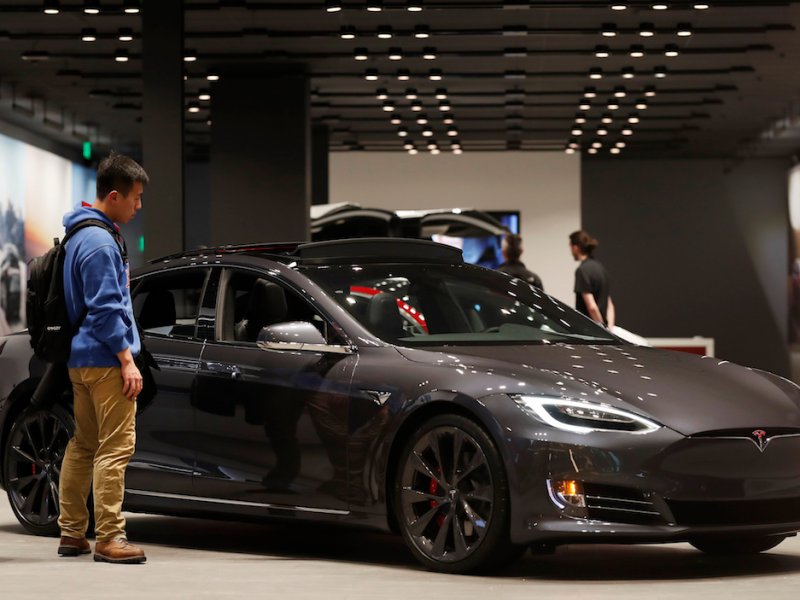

{"left": 118, "top": 28, "right": 134, "bottom": 42}
{"left": 435, "top": 88, "right": 448, "bottom": 100}
{"left": 382, "top": 101, "right": 396, "bottom": 112}
{"left": 639, "top": 23, "right": 656, "bottom": 37}
{"left": 614, "top": 86, "right": 627, "bottom": 97}
{"left": 408, "top": 148, "right": 419, "bottom": 155}
{"left": 571, "top": 127, "right": 584, "bottom": 136}
{"left": 422, "top": 47, "right": 437, "bottom": 60}
{"left": 340, "top": 26, "right": 356, "bottom": 40}
{"left": 453, "top": 148, "right": 463, "bottom": 155}
{"left": 595, "top": 45, "right": 611, "bottom": 58}
{"left": 207, "top": 72, "right": 220, "bottom": 81}
{"left": 390, "top": 117, "right": 402, "bottom": 124}
{"left": 579, "top": 101, "right": 592, "bottom": 111}
{"left": 575, "top": 113, "right": 587, "bottom": 124}
{"left": 677, "top": 23, "right": 693, "bottom": 37}
{"left": 376, "top": 88, "right": 389, "bottom": 100}
{"left": 439, "top": 101, "right": 451, "bottom": 111}
{"left": 588, "top": 148, "right": 598, "bottom": 155}
{"left": 21, "top": 50, "right": 50, "bottom": 61}
{"left": 206, "top": 119, "right": 212, "bottom": 126}
{"left": 431, "top": 148, "right": 441, "bottom": 155}
{"left": 366, "top": 1, "right": 383, "bottom": 12}
{"left": 665, "top": 44, "right": 680, "bottom": 57}
{"left": 388, "top": 47, "right": 403, "bottom": 60}
{"left": 365, "top": 69, "right": 380, "bottom": 81}
{"left": 354, "top": 48, "right": 369, "bottom": 61}
{"left": 123, "top": 0, "right": 140, "bottom": 13}
{"left": 601, "top": 113, "right": 613, "bottom": 124}
{"left": 411, "top": 101, "right": 423, "bottom": 112}
{"left": 616, "top": 140, "right": 627, "bottom": 148}
{"left": 601, "top": 23, "right": 618, "bottom": 37}
{"left": 398, "top": 127, "right": 409, "bottom": 137}
{"left": 610, "top": 147, "right": 621, "bottom": 154}
{"left": 414, "top": 25, "right": 430, "bottom": 39}
{"left": 630, "top": 45, "right": 645, "bottom": 58}
{"left": 43, "top": 0, "right": 60, "bottom": 14}
{"left": 397, "top": 69, "right": 411, "bottom": 80}
{"left": 610, "top": 3, "right": 628, "bottom": 10}
{"left": 325, "top": 1, "right": 342, "bottom": 11}
{"left": 589, "top": 67, "right": 603, "bottom": 80}
{"left": 597, "top": 127, "right": 609, "bottom": 136}
{"left": 405, "top": 88, "right": 418, "bottom": 99}
{"left": 187, "top": 102, "right": 200, "bottom": 113}
{"left": 404, "top": 141, "right": 415, "bottom": 149}
{"left": 693, "top": 3, "right": 710, "bottom": 8}
{"left": 568, "top": 140, "right": 580, "bottom": 149}
{"left": 591, "top": 140, "right": 603, "bottom": 148}
{"left": 652, "top": 3, "right": 668, "bottom": 9}
{"left": 644, "top": 85, "right": 657, "bottom": 96}
{"left": 198, "top": 89, "right": 211, "bottom": 101}
{"left": 622, "top": 127, "right": 634, "bottom": 135}
{"left": 81, "top": 28, "right": 97, "bottom": 42}
{"left": 607, "top": 100, "right": 620, "bottom": 110}
{"left": 635, "top": 99, "right": 648, "bottom": 109}
{"left": 654, "top": 65, "right": 667, "bottom": 78}
{"left": 622, "top": 67, "right": 635, "bottom": 79}
{"left": 422, "top": 128, "right": 434, "bottom": 137}
{"left": 447, "top": 127, "right": 458, "bottom": 137}
{"left": 584, "top": 86, "right": 598, "bottom": 99}
{"left": 84, "top": 0, "right": 100, "bottom": 14}
{"left": 428, "top": 69, "right": 443, "bottom": 81}
{"left": 407, "top": 1, "right": 424, "bottom": 11}
{"left": 114, "top": 49, "right": 129, "bottom": 62}
{"left": 451, "top": 140, "right": 461, "bottom": 148}
{"left": 184, "top": 49, "right": 198, "bottom": 62}
{"left": 565, "top": 147, "right": 577, "bottom": 155}
{"left": 443, "top": 116, "right": 455, "bottom": 125}
{"left": 416, "top": 113, "right": 428, "bottom": 123}
{"left": 628, "top": 113, "right": 641, "bottom": 124}
{"left": 377, "top": 26, "right": 393, "bottom": 39}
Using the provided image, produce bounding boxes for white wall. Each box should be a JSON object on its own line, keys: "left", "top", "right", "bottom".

{"left": 330, "top": 151, "right": 581, "bottom": 303}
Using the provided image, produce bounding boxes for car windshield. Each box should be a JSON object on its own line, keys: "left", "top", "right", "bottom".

{"left": 302, "top": 263, "right": 618, "bottom": 346}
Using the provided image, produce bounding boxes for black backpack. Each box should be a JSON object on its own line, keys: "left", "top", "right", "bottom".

{"left": 26, "top": 219, "right": 126, "bottom": 363}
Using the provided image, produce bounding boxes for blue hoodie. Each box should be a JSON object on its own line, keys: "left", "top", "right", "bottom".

{"left": 62, "top": 207, "right": 140, "bottom": 368}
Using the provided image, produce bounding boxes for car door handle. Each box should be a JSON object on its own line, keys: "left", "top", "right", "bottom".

{"left": 203, "top": 361, "right": 241, "bottom": 379}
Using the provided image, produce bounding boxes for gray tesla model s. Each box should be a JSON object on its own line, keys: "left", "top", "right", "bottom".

{"left": 1, "top": 238, "right": 800, "bottom": 573}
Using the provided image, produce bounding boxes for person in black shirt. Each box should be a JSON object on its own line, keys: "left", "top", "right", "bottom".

{"left": 497, "top": 233, "right": 544, "bottom": 290}
{"left": 569, "top": 230, "right": 615, "bottom": 327}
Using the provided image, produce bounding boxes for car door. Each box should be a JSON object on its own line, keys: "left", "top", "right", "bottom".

{"left": 125, "top": 266, "right": 213, "bottom": 496}
{"left": 192, "top": 267, "right": 357, "bottom": 512}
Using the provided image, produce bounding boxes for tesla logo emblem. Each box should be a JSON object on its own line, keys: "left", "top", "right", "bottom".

{"left": 750, "top": 429, "right": 769, "bottom": 452}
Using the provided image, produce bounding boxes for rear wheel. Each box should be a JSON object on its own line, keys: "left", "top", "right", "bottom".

{"left": 3, "top": 405, "right": 73, "bottom": 536}
{"left": 689, "top": 535, "right": 787, "bottom": 555}
{"left": 393, "top": 414, "right": 523, "bottom": 573}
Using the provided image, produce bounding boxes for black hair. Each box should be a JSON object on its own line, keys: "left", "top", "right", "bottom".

{"left": 569, "top": 230, "right": 599, "bottom": 257}
{"left": 503, "top": 233, "right": 523, "bottom": 262}
{"left": 96, "top": 151, "right": 149, "bottom": 199}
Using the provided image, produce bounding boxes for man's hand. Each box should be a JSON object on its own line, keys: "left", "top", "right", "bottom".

{"left": 117, "top": 347, "right": 143, "bottom": 400}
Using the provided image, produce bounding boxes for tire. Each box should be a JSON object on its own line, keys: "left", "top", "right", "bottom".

{"left": 393, "top": 413, "right": 523, "bottom": 574}
{"left": 3, "top": 404, "right": 86, "bottom": 537}
{"left": 689, "top": 535, "right": 788, "bottom": 555}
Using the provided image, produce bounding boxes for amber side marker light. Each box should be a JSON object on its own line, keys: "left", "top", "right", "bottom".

{"left": 550, "top": 479, "right": 586, "bottom": 509}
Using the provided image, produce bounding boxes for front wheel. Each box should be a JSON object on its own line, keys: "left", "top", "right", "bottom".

{"left": 393, "top": 414, "right": 523, "bottom": 574}
{"left": 689, "top": 535, "right": 788, "bottom": 555}
{"left": 3, "top": 405, "right": 73, "bottom": 536}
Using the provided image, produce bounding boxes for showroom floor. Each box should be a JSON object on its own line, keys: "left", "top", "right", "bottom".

{"left": 2, "top": 495, "right": 800, "bottom": 599}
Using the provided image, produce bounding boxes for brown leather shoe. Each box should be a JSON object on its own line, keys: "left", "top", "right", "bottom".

{"left": 94, "top": 538, "right": 146, "bottom": 564}
{"left": 58, "top": 536, "right": 91, "bottom": 557}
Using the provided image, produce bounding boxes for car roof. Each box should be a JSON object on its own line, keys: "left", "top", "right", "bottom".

{"left": 144, "top": 237, "right": 464, "bottom": 271}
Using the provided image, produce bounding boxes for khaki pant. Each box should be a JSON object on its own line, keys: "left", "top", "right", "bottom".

{"left": 58, "top": 367, "right": 136, "bottom": 542}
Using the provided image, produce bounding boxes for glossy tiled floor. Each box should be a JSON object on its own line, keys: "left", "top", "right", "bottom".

{"left": 2, "top": 494, "right": 800, "bottom": 600}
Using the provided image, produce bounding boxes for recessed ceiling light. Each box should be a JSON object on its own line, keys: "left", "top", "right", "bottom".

{"left": 571, "top": 127, "right": 584, "bottom": 136}
{"left": 635, "top": 99, "right": 649, "bottom": 109}
{"left": 677, "top": 23, "right": 693, "bottom": 37}
{"left": 377, "top": 26, "right": 393, "bottom": 39}
{"left": 588, "top": 147, "right": 598, "bottom": 154}
{"left": 595, "top": 45, "right": 611, "bottom": 58}
{"left": 589, "top": 67, "right": 603, "bottom": 80}
{"left": 601, "top": 23, "right": 618, "bottom": 37}
{"left": 584, "top": 86, "right": 598, "bottom": 98}
{"left": 416, "top": 113, "right": 428, "bottom": 123}
{"left": 614, "top": 86, "right": 627, "bottom": 97}
{"left": 639, "top": 22, "right": 656, "bottom": 37}
{"left": 422, "top": 128, "right": 434, "bottom": 137}
{"left": 414, "top": 25, "right": 431, "bottom": 39}
{"left": 81, "top": 28, "right": 97, "bottom": 42}
{"left": 207, "top": 72, "right": 220, "bottom": 81}
{"left": 398, "top": 127, "right": 409, "bottom": 137}
{"left": 654, "top": 65, "right": 667, "bottom": 78}
{"left": 366, "top": 1, "right": 383, "bottom": 12}
{"left": 391, "top": 117, "right": 402, "bottom": 124}
{"left": 622, "top": 67, "right": 635, "bottom": 79}
{"left": 198, "top": 89, "right": 211, "bottom": 101}
{"left": 601, "top": 113, "right": 613, "bottom": 124}
{"left": 693, "top": 3, "right": 710, "bottom": 8}
{"left": 84, "top": 0, "right": 100, "bottom": 15}
{"left": 610, "top": 3, "right": 628, "bottom": 10}
{"left": 354, "top": 48, "right": 369, "bottom": 61}
{"left": 435, "top": 88, "right": 448, "bottom": 100}
{"left": 397, "top": 69, "right": 411, "bottom": 81}
{"left": 622, "top": 128, "right": 634, "bottom": 135}
{"left": 114, "top": 49, "right": 129, "bottom": 62}
{"left": 616, "top": 141, "right": 627, "bottom": 148}
{"left": 43, "top": 0, "right": 60, "bottom": 15}
{"left": 592, "top": 141, "right": 603, "bottom": 148}
{"left": 340, "top": 26, "right": 356, "bottom": 40}
{"left": 365, "top": 69, "right": 380, "bottom": 81}
{"left": 652, "top": 3, "right": 668, "bottom": 9}
{"left": 408, "top": 148, "right": 419, "bottom": 154}
{"left": 579, "top": 101, "right": 592, "bottom": 111}
{"left": 575, "top": 113, "right": 588, "bottom": 124}
{"left": 325, "top": 0, "right": 342, "bottom": 12}
{"left": 629, "top": 45, "right": 645, "bottom": 58}
{"left": 118, "top": 28, "right": 134, "bottom": 42}
{"left": 388, "top": 48, "right": 403, "bottom": 60}
{"left": 628, "top": 113, "right": 641, "bottom": 124}
{"left": 607, "top": 100, "right": 620, "bottom": 110}
{"left": 664, "top": 44, "right": 680, "bottom": 57}
{"left": 123, "top": 0, "right": 140, "bottom": 13}
{"left": 376, "top": 88, "right": 389, "bottom": 100}
{"left": 187, "top": 102, "right": 200, "bottom": 113}
{"left": 598, "top": 127, "right": 609, "bottom": 136}
{"left": 565, "top": 147, "right": 576, "bottom": 155}
{"left": 423, "top": 47, "right": 437, "bottom": 60}
{"left": 407, "top": 1, "right": 424, "bottom": 12}
{"left": 184, "top": 50, "right": 198, "bottom": 62}
{"left": 443, "top": 116, "right": 455, "bottom": 125}
{"left": 382, "top": 101, "right": 396, "bottom": 112}
{"left": 610, "top": 147, "right": 622, "bottom": 154}
{"left": 405, "top": 88, "right": 418, "bottom": 99}
{"left": 429, "top": 69, "right": 443, "bottom": 81}
{"left": 447, "top": 128, "right": 458, "bottom": 136}
{"left": 411, "top": 101, "right": 423, "bottom": 112}
{"left": 438, "top": 101, "right": 451, "bottom": 111}
{"left": 431, "top": 148, "right": 441, "bottom": 155}
{"left": 404, "top": 141, "right": 415, "bottom": 149}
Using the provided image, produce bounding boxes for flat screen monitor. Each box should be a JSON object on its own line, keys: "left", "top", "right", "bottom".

{"left": 432, "top": 210, "right": 520, "bottom": 269}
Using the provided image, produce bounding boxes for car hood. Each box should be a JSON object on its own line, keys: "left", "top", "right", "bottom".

{"left": 394, "top": 343, "right": 800, "bottom": 435}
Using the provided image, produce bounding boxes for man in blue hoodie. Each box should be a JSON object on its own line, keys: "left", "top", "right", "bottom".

{"left": 57, "top": 152, "right": 149, "bottom": 564}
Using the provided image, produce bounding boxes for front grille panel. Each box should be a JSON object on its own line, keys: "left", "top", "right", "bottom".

{"left": 667, "top": 497, "right": 800, "bottom": 526}
{"left": 583, "top": 483, "right": 665, "bottom": 525}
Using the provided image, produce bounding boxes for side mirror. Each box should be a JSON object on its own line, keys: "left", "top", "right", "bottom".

{"left": 258, "top": 321, "right": 326, "bottom": 346}
{"left": 256, "top": 321, "right": 355, "bottom": 355}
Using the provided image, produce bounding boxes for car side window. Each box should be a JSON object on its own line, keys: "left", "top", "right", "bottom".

{"left": 217, "top": 270, "right": 343, "bottom": 346}
{"left": 132, "top": 269, "right": 209, "bottom": 339}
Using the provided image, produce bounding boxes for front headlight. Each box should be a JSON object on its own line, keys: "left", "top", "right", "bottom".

{"left": 513, "top": 395, "right": 661, "bottom": 435}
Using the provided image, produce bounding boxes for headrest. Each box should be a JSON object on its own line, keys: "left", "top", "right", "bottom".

{"left": 139, "top": 288, "right": 176, "bottom": 330}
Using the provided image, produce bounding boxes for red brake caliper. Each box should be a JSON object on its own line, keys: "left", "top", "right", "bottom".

{"left": 429, "top": 468, "right": 446, "bottom": 527}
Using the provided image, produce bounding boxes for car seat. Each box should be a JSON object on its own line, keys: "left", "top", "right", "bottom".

{"left": 234, "top": 279, "right": 288, "bottom": 343}
{"left": 367, "top": 292, "right": 405, "bottom": 341}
